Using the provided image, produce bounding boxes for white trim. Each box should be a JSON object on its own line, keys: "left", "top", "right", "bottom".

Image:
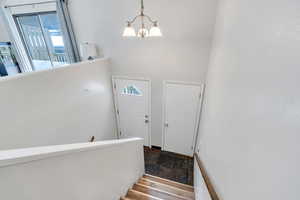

{"left": 192, "top": 84, "right": 205, "bottom": 153}
{"left": 112, "top": 76, "right": 152, "bottom": 147}
{"left": 0, "top": 138, "right": 143, "bottom": 168}
{"left": 0, "top": 57, "right": 109, "bottom": 82}
{"left": 148, "top": 80, "right": 152, "bottom": 147}
{"left": 112, "top": 75, "right": 151, "bottom": 82}
{"left": 8, "top": 1, "right": 56, "bottom": 15}
{"left": 1, "top": 5, "right": 32, "bottom": 72}
{"left": 162, "top": 80, "right": 205, "bottom": 156}
{"left": 161, "top": 81, "right": 166, "bottom": 150}
{"left": 111, "top": 77, "right": 121, "bottom": 139}
{"left": 163, "top": 80, "right": 202, "bottom": 86}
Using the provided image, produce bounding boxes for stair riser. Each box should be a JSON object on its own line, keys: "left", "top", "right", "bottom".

{"left": 143, "top": 174, "right": 194, "bottom": 192}
{"left": 123, "top": 174, "right": 195, "bottom": 200}
{"left": 138, "top": 179, "right": 194, "bottom": 199}
{"left": 133, "top": 184, "right": 190, "bottom": 200}
{"left": 127, "top": 189, "right": 163, "bottom": 200}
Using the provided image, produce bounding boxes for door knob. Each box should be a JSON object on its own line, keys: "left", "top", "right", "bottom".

{"left": 164, "top": 123, "right": 169, "bottom": 127}
{"left": 145, "top": 119, "right": 149, "bottom": 123}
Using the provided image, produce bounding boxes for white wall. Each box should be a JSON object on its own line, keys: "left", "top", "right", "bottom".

{"left": 197, "top": 0, "right": 300, "bottom": 199}
{"left": 0, "top": 138, "right": 145, "bottom": 200}
{"left": 0, "top": 59, "right": 117, "bottom": 150}
{"left": 68, "top": 0, "right": 218, "bottom": 146}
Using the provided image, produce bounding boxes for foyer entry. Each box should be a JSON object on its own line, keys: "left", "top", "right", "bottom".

{"left": 112, "top": 77, "right": 151, "bottom": 146}
{"left": 163, "top": 81, "right": 204, "bottom": 156}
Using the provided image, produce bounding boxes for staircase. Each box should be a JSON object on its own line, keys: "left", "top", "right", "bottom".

{"left": 121, "top": 174, "right": 195, "bottom": 200}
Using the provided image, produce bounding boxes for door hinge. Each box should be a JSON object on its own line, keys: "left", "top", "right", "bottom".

{"left": 199, "top": 92, "right": 202, "bottom": 99}
{"left": 117, "top": 109, "right": 119, "bottom": 115}
{"left": 120, "top": 131, "right": 122, "bottom": 136}
{"left": 191, "top": 146, "right": 194, "bottom": 150}
{"left": 114, "top": 83, "right": 116, "bottom": 89}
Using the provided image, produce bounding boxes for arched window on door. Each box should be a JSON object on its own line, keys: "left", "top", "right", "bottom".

{"left": 122, "top": 85, "right": 143, "bottom": 96}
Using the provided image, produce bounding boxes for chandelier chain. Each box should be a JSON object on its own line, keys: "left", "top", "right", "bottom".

{"left": 141, "top": 0, "right": 144, "bottom": 14}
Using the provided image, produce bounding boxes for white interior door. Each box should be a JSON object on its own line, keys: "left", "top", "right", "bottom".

{"left": 163, "top": 81, "right": 203, "bottom": 156}
{"left": 113, "top": 77, "right": 151, "bottom": 146}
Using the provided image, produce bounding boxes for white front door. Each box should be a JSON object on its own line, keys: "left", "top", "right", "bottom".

{"left": 163, "top": 81, "right": 203, "bottom": 156}
{"left": 113, "top": 77, "right": 151, "bottom": 146}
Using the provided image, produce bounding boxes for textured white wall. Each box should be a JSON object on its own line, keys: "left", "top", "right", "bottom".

{"left": 0, "top": 59, "right": 117, "bottom": 150}
{"left": 68, "top": 0, "right": 218, "bottom": 146}
{"left": 197, "top": 0, "right": 300, "bottom": 199}
{"left": 0, "top": 138, "right": 145, "bottom": 200}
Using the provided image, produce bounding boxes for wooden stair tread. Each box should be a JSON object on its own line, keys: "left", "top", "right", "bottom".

{"left": 123, "top": 174, "right": 195, "bottom": 200}
{"left": 120, "top": 197, "right": 131, "bottom": 200}
{"left": 138, "top": 178, "right": 195, "bottom": 199}
{"left": 133, "top": 183, "right": 192, "bottom": 200}
{"left": 127, "top": 189, "right": 163, "bottom": 200}
{"left": 143, "top": 174, "right": 194, "bottom": 192}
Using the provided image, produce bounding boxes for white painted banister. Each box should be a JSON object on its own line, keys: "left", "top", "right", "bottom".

{"left": 0, "top": 138, "right": 145, "bottom": 200}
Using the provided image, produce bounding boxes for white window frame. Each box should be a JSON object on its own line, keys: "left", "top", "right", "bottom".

{"left": 1, "top": 0, "right": 59, "bottom": 72}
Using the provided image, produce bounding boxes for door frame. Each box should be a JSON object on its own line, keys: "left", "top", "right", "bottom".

{"left": 112, "top": 76, "right": 152, "bottom": 147}
{"left": 162, "top": 80, "right": 205, "bottom": 155}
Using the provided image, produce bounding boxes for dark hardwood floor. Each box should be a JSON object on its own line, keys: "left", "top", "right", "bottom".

{"left": 144, "top": 147, "right": 194, "bottom": 186}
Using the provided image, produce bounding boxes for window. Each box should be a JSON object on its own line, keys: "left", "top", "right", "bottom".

{"left": 0, "top": 42, "right": 20, "bottom": 76}
{"left": 122, "top": 85, "right": 142, "bottom": 96}
{"left": 2, "top": 0, "right": 80, "bottom": 74}
{"left": 14, "top": 12, "right": 68, "bottom": 71}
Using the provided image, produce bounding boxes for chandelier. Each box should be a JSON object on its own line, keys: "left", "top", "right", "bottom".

{"left": 123, "top": 0, "right": 162, "bottom": 38}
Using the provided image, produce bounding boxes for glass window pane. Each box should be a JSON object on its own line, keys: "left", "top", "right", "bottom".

{"left": 16, "top": 15, "right": 52, "bottom": 71}
{"left": 122, "top": 85, "right": 143, "bottom": 96}
{"left": 39, "top": 13, "right": 69, "bottom": 67}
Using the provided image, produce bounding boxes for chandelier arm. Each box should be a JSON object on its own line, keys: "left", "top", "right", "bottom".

{"left": 143, "top": 14, "right": 156, "bottom": 24}
{"left": 127, "top": 0, "right": 156, "bottom": 25}
{"left": 123, "top": 0, "right": 161, "bottom": 38}
{"left": 128, "top": 14, "right": 142, "bottom": 24}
